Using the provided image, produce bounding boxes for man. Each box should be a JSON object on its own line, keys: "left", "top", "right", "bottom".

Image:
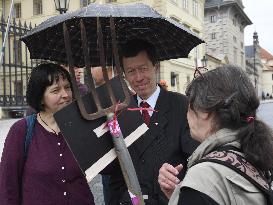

{"left": 159, "top": 79, "right": 168, "bottom": 91}
{"left": 108, "top": 39, "right": 198, "bottom": 205}
{"left": 62, "top": 65, "right": 88, "bottom": 95}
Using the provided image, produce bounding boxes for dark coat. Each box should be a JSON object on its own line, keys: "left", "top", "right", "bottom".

{"left": 108, "top": 88, "right": 199, "bottom": 205}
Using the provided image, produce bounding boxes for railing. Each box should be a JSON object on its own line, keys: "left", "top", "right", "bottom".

{"left": 0, "top": 15, "right": 40, "bottom": 109}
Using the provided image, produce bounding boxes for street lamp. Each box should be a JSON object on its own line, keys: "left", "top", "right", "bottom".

{"left": 54, "top": 0, "right": 70, "bottom": 14}
{"left": 253, "top": 31, "right": 258, "bottom": 90}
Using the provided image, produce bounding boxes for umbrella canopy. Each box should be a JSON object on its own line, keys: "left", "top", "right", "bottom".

{"left": 21, "top": 3, "right": 204, "bottom": 67}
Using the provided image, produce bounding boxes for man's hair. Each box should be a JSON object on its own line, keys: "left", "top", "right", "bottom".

{"left": 26, "top": 63, "right": 72, "bottom": 112}
{"left": 186, "top": 65, "right": 273, "bottom": 172}
{"left": 120, "top": 39, "right": 158, "bottom": 65}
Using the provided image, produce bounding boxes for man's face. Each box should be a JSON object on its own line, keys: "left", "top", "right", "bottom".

{"left": 123, "top": 51, "right": 157, "bottom": 100}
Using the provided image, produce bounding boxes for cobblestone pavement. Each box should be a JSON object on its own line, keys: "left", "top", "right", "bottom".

{"left": 89, "top": 175, "right": 105, "bottom": 205}
{"left": 258, "top": 100, "right": 273, "bottom": 130}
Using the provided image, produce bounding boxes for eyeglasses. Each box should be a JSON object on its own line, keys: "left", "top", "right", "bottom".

{"left": 125, "top": 66, "right": 152, "bottom": 77}
{"left": 193, "top": 67, "right": 208, "bottom": 79}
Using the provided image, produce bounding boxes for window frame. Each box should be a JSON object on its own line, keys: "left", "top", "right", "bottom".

{"left": 211, "top": 33, "right": 216, "bottom": 39}
{"left": 33, "top": 0, "right": 43, "bottom": 16}
{"left": 13, "top": 3, "right": 21, "bottom": 18}
{"left": 193, "top": 0, "right": 198, "bottom": 17}
{"left": 210, "top": 15, "right": 216, "bottom": 23}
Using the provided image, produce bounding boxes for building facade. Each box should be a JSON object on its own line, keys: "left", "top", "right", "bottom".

{"left": 260, "top": 47, "right": 273, "bottom": 98}
{"left": 0, "top": 0, "right": 205, "bottom": 118}
{"left": 204, "top": 0, "right": 251, "bottom": 70}
{"left": 2, "top": 0, "right": 205, "bottom": 92}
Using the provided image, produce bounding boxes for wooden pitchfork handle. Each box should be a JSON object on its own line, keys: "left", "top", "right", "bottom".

{"left": 107, "top": 113, "right": 145, "bottom": 205}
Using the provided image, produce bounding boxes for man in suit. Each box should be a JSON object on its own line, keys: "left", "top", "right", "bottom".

{"left": 108, "top": 39, "right": 198, "bottom": 205}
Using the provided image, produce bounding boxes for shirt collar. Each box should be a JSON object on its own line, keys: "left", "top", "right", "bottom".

{"left": 137, "top": 85, "right": 160, "bottom": 111}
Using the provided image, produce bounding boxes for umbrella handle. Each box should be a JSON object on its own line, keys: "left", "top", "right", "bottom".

{"left": 107, "top": 113, "right": 145, "bottom": 205}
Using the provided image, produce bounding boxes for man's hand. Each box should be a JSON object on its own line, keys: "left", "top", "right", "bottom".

{"left": 158, "top": 163, "right": 183, "bottom": 199}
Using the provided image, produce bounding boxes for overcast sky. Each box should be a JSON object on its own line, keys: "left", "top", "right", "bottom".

{"left": 242, "top": 0, "right": 273, "bottom": 54}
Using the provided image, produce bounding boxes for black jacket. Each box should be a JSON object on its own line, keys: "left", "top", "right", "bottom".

{"left": 109, "top": 88, "right": 199, "bottom": 205}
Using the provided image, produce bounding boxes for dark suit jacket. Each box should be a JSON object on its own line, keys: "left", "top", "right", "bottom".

{"left": 109, "top": 88, "right": 199, "bottom": 205}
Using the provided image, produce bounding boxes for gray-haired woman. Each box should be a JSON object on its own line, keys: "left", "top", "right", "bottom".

{"left": 158, "top": 65, "right": 273, "bottom": 205}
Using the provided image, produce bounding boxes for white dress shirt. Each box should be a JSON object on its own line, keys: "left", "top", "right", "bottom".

{"left": 137, "top": 85, "right": 160, "bottom": 117}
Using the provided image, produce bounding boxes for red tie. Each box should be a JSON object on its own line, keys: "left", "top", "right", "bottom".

{"left": 140, "top": 101, "right": 150, "bottom": 126}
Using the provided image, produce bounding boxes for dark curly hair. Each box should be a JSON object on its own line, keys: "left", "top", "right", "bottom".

{"left": 186, "top": 65, "right": 273, "bottom": 171}
{"left": 26, "top": 63, "right": 72, "bottom": 112}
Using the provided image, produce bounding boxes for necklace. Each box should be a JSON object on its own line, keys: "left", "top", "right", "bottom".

{"left": 39, "top": 113, "right": 58, "bottom": 134}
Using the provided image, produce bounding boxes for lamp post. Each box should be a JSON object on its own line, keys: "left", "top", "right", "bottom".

{"left": 54, "top": 0, "right": 70, "bottom": 14}
{"left": 253, "top": 31, "right": 258, "bottom": 91}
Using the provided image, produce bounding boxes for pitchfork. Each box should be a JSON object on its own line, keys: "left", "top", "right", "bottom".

{"left": 62, "top": 17, "right": 145, "bottom": 205}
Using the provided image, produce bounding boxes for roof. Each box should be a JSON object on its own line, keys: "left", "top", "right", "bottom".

{"left": 205, "top": 0, "right": 243, "bottom": 9}
{"left": 205, "top": 0, "right": 252, "bottom": 25}
{"left": 260, "top": 47, "right": 273, "bottom": 60}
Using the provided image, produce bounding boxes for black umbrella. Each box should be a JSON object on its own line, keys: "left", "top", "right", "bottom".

{"left": 21, "top": 3, "right": 204, "bottom": 66}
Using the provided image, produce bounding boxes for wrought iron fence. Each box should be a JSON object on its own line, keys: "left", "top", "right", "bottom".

{"left": 0, "top": 15, "right": 40, "bottom": 108}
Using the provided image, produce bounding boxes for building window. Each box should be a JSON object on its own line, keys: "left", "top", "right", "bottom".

{"left": 241, "top": 42, "right": 244, "bottom": 49}
{"left": 210, "top": 15, "right": 216, "bottom": 23}
{"left": 240, "top": 26, "right": 243, "bottom": 32}
{"left": 182, "top": 0, "right": 188, "bottom": 9}
{"left": 272, "top": 74, "right": 273, "bottom": 80}
{"left": 14, "top": 81, "right": 23, "bottom": 96}
{"left": 233, "top": 36, "right": 237, "bottom": 43}
{"left": 170, "top": 16, "right": 180, "bottom": 23}
{"left": 13, "top": 3, "right": 21, "bottom": 18}
{"left": 211, "top": 33, "right": 216, "bottom": 39}
{"left": 187, "top": 75, "right": 190, "bottom": 84}
{"left": 240, "top": 53, "right": 243, "bottom": 66}
{"left": 233, "top": 18, "right": 237, "bottom": 26}
{"left": 81, "top": 0, "right": 91, "bottom": 7}
{"left": 193, "top": 1, "right": 198, "bottom": 17}
{"left": 13, "top": 40, "right": 22, "bottom": 62}
{"left": 183, "top": 23, "right": 190, "bottom": 30}
{"left": 33, "top": 0, "right": 43, "bottom": 15}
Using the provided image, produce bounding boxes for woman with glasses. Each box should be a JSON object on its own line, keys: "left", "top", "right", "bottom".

{"left": 158, "top": 65, "right": 273, "bottom": 205}
{"left": 0, "top": 63, "right": 95, "bottom": 205}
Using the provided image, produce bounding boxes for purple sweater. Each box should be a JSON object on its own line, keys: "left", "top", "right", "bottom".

{"left": 0, "top": 118, "right": 94, "bottom": 205}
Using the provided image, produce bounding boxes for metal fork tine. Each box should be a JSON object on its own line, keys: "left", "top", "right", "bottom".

{"left": 63, "top": 19, "right": 131, "bottom": 121}
{"left": 64, "top": 22, "right": 104, "bottom": 120}
{"left": 110, "top": 17, "right": 122, "bottom": 76}
{"left": 110, "top": 17, "right": 130, "bottom": 108}
{"left": 97, "top": 17, "right": 117, "bottom": 105}
{"left": 80, "top": 20, "right": 102, "bottom": 111}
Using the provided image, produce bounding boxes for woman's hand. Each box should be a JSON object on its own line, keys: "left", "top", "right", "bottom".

{"left": 158, "top": 163, "right": 183, "bottom": 199}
